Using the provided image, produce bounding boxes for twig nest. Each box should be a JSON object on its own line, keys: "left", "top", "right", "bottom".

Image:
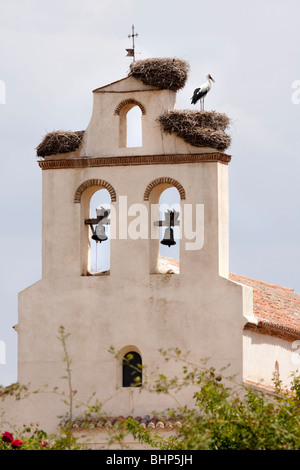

{"left": 157, "top": 110, "right": 231, "bottom": 151}
{"left": 129, "top": 58, "right": 189, "bottom": 91}
{"left": 37, "top": 130, "right": 84, "bottom": 157}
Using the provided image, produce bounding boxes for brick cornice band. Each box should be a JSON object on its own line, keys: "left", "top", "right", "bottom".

{"left": 38, "top": 152, "right": 231, "bottom": 170}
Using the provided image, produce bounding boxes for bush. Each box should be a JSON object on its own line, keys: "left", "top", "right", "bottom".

{"left": 112, "top": 350, "right": 300, "bottom": 450}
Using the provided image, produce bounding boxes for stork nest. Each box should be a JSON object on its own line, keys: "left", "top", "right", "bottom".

{"left": 157, "top": 110, "right": 231, "bottom": 151}
{"left": 36, "top": 130, "right": 84, "bottom": 157}
{"left": 128, "top": 57, "right": 189, "bottom": 91}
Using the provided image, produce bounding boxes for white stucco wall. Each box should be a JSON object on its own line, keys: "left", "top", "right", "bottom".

{"left": 80, "top": 75, "right": 219, "bottom": 158}
{"left": 14, "top": 159, "right": 253, "bottom": 432}
{"left": 6, "top": 75, "right": 256, "bottom": 434}
{"left": 243, "top": 330, "right": 300, "bottom": 388}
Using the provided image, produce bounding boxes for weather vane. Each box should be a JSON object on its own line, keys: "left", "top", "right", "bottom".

{"left": 126, "top": 24, "right": 138, "bottom": 62}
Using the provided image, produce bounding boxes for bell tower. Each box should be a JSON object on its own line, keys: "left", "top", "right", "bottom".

{"left": 15, "top": 58, "right": 255, "bottom": 432}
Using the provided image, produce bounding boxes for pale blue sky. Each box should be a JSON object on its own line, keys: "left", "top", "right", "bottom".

{"left": 0, "top": 0, "right": 300, "bottom": 385}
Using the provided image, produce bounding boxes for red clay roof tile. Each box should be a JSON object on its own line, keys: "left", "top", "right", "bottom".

{"left": 229, "top": 273, "right": 300, "bottom": 336}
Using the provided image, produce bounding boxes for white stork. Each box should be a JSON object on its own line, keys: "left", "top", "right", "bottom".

{"left": 191, "top": 74, "right": 215, "bottom": 111}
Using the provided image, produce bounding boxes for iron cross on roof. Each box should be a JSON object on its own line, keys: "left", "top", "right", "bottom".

{"left": 126, "top": 24, "right": 138, "bottom": 62}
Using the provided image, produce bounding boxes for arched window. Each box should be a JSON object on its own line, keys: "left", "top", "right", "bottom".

{"left": 122, "top": 351, "right": 142, "bottom": 387}
{"left": 118, "top": 102, "right": 143, "bottom": 148}
{"left": 146, "top": 180, "right": 182, "bottom": 274}
{"left": 158, "top": 187, "right": 180, "bottom": 273}
{"left": 75, "top": 179, "right": 116, "bottom": 276}
{"left": 126, "top": 106, "right": 142, "bottom": 147}
{"left": 89, "top": 189, "right": 111, "bottom": 274}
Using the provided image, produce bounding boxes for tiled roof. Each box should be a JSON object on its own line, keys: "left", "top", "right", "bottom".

{"left": 60, "top": 415, "right": 182, "bottom": 431}
{"left": 158, "top": 256, "right": 179, "bottom": 274}
{"left": 159, "top": 257, "right": 300, "bottom": 339}
{"left": 229, "top": 273, "right": 300, "bottom": 339}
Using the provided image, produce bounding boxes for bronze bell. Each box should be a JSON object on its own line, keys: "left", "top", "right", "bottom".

{"left": 92, "top": 224, "right": 108, "bottom": 243}
{"left": 160, "top": 227, "right": 176, "bottom": 248}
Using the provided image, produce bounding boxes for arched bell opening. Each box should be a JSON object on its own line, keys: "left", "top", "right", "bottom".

{"left": 148, "top": 183, "right": 181, "bottom": 274}
{"left": 77, "top": 179, "right": 116, "bottom": 277}
{"left": 158, "top": 187, "right": 180, "bottom": 274}
{"left": 126, "top": 105, "right": 142, "bottom": 148}
{"left": 119, "top": 103, "right": 143, "bottom": 148}
{"left": 79, "top": 187, "right": 111, "bottom": 276}
{"left": 88, "top": 189, "right": 111, "bottom": 275}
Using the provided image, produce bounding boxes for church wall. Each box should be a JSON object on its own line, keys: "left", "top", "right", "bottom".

{"left": 243, "top": 330, "right": 300, "bottom": 388}
{"left": 14, "top": 160, "right": 251, "bottom": 432}
{"left": 81, "top": 76, "right": 218, "bottom": 157}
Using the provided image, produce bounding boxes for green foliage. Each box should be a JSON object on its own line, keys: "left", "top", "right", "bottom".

{"left": 0, "top": 326, "right": 85, "bottom": 450}
{"left": 1, "top": 333, "right": 299, "bottom": 450}
{"left": 0, "top": 383, "right": 29, "bottom": 401}
{"left": 0, "top": 425, "right": 84, "bottom": 450}
{"left": 116, "top": 351, "right": 300, "bottom": 450}
{"left": 177, "top": 373, "right": 300, "bottom": 450}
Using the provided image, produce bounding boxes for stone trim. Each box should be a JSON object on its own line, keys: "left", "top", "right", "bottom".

{"left": 74, "top": 179, "right": 117, "bottom": 203}
{"left": 114, "top": 99, "right": 146, "bottom": 115}
{"left": 38, "top": 152, "right": 231, "bottom": 170}
{"left": 144, "top": 177, "right": 186, "bottom": 201}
